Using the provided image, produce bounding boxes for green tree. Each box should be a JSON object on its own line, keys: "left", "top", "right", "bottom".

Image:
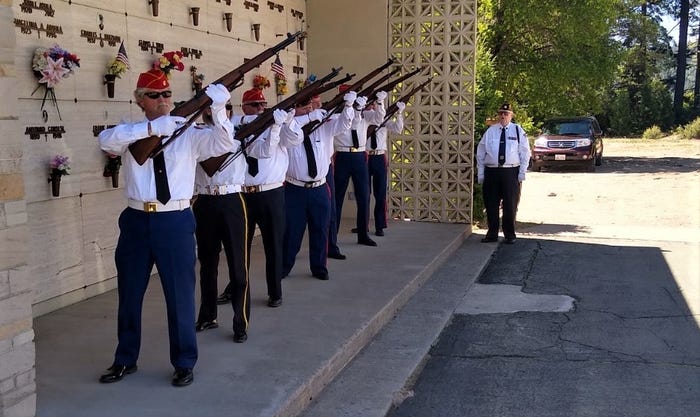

{"left": 477, "top": 0, "right": 621, "bottom": 123}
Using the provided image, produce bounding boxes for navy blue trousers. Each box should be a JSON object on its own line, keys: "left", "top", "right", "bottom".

{"left": 368, "top": 153, "right": 388, "bottom": 232}
{"left": 283, "top": 183, "right": 331, "bottom": 277}
{"left": 113, "top": 207, "right": 198, "bottom": 369}
{"left": 334, "top": 152, "right": 371, "bottom": 241}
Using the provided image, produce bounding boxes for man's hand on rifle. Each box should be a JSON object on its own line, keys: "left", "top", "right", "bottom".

{"left": 355, "top": 96, "right": 368, "bottom": 110}
{"left": 397, "top": 101, "right": 406, "bottom": 112}
{"left": 343, "top": 91, "right": 357, "bottom": 107}
{"left": 150, "top": 115, "right": 186, "bottom": 137}
{"left": 376, "top": 91, "right": 388, "bottom": 105}
{"left": 309, "top": 109, "right": 327, "bottom": 122}
{"left": 205, "top": 83, "right": 231, "bottom": 111}
{"left": 273, "top": 109, "right": 288, "bottom": 126}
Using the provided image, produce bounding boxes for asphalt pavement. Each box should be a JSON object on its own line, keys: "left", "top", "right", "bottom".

{"left": 382, "top": 235, "right": 700, "bottom": 417}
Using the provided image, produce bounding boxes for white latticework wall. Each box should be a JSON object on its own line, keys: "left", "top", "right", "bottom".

{"left": 388, "top": 0, "right": 476, "bottom": 224}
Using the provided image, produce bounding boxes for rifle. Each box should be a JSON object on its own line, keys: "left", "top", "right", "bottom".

{"left": 369, "top": 66, "right": 424, "bottom": 102}
{"left": 304, "top": 58, "right": 395, "bottom": 136}
{"left": 356, "top": 67, "right": 401, "bottom": 101}
{"left": 321, "top": 58, "right": 395, "bottom": 114}
{"left": 199, "top": 67, "right": 346, "bottom": 176}
{"left": 128, "top": 31, "right": 303, "bottom": 165}
{"left": 367, "top": 77, "right": 433, "bottom": 139}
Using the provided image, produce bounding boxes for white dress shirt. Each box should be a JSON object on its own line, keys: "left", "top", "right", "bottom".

{"left": 99, "top": 109, "right": 234, "bottom": 202}
{"left": 287, "top": 106, "right": 354, "bottom": 182}
{"left": 476, "top": 122, "right": 531, "bottom": 178}
{"left": 370, "top": 114, "right": 404, "bottom": 151}
{"left": 333, "top": 104, "right": 386, "bottom": 150}
{"left": 244, "top": 115, "right": 304, "bottom": 186}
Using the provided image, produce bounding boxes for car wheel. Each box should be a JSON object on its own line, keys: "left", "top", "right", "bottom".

{"left": 530, "top": 162, "right": 542, "bottom": 172}
{"left": 595, "top": 153, "right": 603, "bottom": 166}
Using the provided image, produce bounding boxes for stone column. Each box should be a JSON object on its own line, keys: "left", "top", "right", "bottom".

{"left": 0, "top": 2, "right": 36, "bottom": 417}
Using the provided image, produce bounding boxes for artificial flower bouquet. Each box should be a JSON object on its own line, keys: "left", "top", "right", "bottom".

{"left": 49, "top": 154, "right": 71, "bottom": 176}
{"left": 155, "top": 51, "right": 185, "bottom": 77}
{"left": 32, "top": 45, "right": 80, "bottom": 88}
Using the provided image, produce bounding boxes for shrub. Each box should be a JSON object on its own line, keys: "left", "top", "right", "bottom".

{"left": 641, "top": 125, "right": 664, "bottom": 139}
{"left": 679, "top": 117, "right": 700, "bottom": 140}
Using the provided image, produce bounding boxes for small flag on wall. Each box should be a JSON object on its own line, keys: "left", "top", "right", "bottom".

{"left": 116, "top": 41, "right": 130, "bottom": 69}
{"left": 271, "top": 54, "right": 285, "bottom": 80}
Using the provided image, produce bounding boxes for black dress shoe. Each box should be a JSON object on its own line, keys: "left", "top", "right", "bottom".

{"left": 99, "top": 364, "right": 137, "bottom": 383}
{"left": 480, "top": 237, "right": 498, "bottom": 243}
{"left": 328, "top": 252, "right": 347, "bottom": 260}
{"left": 504, "top": 237, "right": 516, "bottom": 244}
{"left": 172, "top": 368, "right": 193, "bottom": 387}
{"left": 267, "top": 297, "right": 283, "bottom": 308}
{"left": 312, "top": 272, "right": 329, "bottom": 280}
{"left": 233, "top": 331, "right": 248, "bottom": 343}
{"left": 216, "top": 293, "right": 232, "bottom": 305}
{"left": 375, "top": 229, "right": 384, "bottom": 236}
{"left": 358, "top": 237, "right": 377, "bottom": 246}
{"left": 195, "top": 319, "right": 219, "bottom": 332}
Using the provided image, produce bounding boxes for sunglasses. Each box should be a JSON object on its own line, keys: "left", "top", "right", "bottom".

{"left": 245, "top": 102, "right": 266, "bottom": 108}
{"left": 144, "top": 91, "right": 173, "bottom": 99}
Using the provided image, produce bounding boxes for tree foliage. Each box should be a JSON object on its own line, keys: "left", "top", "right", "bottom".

{"left": 475, "top": 0, "right": 697, "bottom": 135}
{"left": 476, "top": 0, "right": 621, "bottom": 126}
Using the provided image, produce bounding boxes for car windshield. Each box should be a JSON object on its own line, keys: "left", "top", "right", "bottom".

{"left": 542, "top": 121, "right": 591, "bottom": 136}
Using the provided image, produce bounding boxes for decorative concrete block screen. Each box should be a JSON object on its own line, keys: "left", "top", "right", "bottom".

{"left": 388, "top": 0, "right": 476, "bottom": 224}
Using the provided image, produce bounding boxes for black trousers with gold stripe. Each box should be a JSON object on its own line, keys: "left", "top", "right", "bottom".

{"left": 193, "top": 193, "right": 249, "bottom": 335}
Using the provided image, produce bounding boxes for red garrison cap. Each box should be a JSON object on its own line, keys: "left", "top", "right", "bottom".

{"left": 242, "top": 88, "right": 266, "bottom": 104}
{"left": 136, "top": 69, "right": 169, "bottom": 90}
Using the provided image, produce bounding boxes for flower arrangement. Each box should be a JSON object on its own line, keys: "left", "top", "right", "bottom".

{"left": 253, "top": 74, "right": 271, "bottom": 89}
{"left": 154, "top": 51, "right": 185, "bottom": 77}
{"left": 32, "top": 45, "right": 80, "bottom": 88}
{"left": 49, "top": 154, "right": 71, "bottom": 176}
{"left": 296, "top": 74, "right": 317, "bottom": 92}
{"left": 276, "top": 78, "right": 288, "bottom": 96}
{"left": 106, "top": 58, "right": 128, "bottom": 78}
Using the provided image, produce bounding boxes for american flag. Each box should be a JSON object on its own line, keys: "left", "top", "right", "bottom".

{"left": 116, "top": 41, "right": 130, "bottom": 69}
{"left": 271, "top": 54, "right": 285, "bottom": 80}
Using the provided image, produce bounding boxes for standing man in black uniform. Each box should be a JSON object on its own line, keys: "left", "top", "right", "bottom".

{"left": 476, "top": 102, "right": 531, "bottom": 244}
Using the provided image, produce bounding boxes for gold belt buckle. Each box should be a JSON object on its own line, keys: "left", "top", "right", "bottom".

{"left": 304, "top": 182, "right": 315, "bottom": 188}
{"left": 246, "top": 185, "right": 260, "bottom": 193}
{"left": 144, "top": 202, "right": 158, "bottom": 212}
{"left": 351, "top": 147, "right": 359, "bottom": 152}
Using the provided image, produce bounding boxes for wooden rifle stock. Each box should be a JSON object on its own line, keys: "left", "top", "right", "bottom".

{"left": 129, "top": 31, "right": 303, "bottom": 165}
{"left": 368, "top": 77, "right": 433, "bottom": 138}
{"left": 199, "top": 67, "right": 344, "bottom": 177}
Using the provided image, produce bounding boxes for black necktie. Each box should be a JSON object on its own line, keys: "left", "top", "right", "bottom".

{"left": 351, "top": 129, "right": 359, "bottom": 149}
{"left": 498, "top": 127, "right": 506, "bottom": 166}
{"left": 246, "top": 155, "right": 259, "bottom": 176}
{"left": 370, "top": 129, "right": 377, "bottom": 150}
{"left": 303, "top": 134, "right": 318, "bottom": 178}
{"left": 153, "top": 152, "right": 171, "bottom": 204}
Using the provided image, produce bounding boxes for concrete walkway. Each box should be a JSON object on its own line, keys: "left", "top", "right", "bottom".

{"left": 34, "top": 220, "right": 490, "bottom": 417}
